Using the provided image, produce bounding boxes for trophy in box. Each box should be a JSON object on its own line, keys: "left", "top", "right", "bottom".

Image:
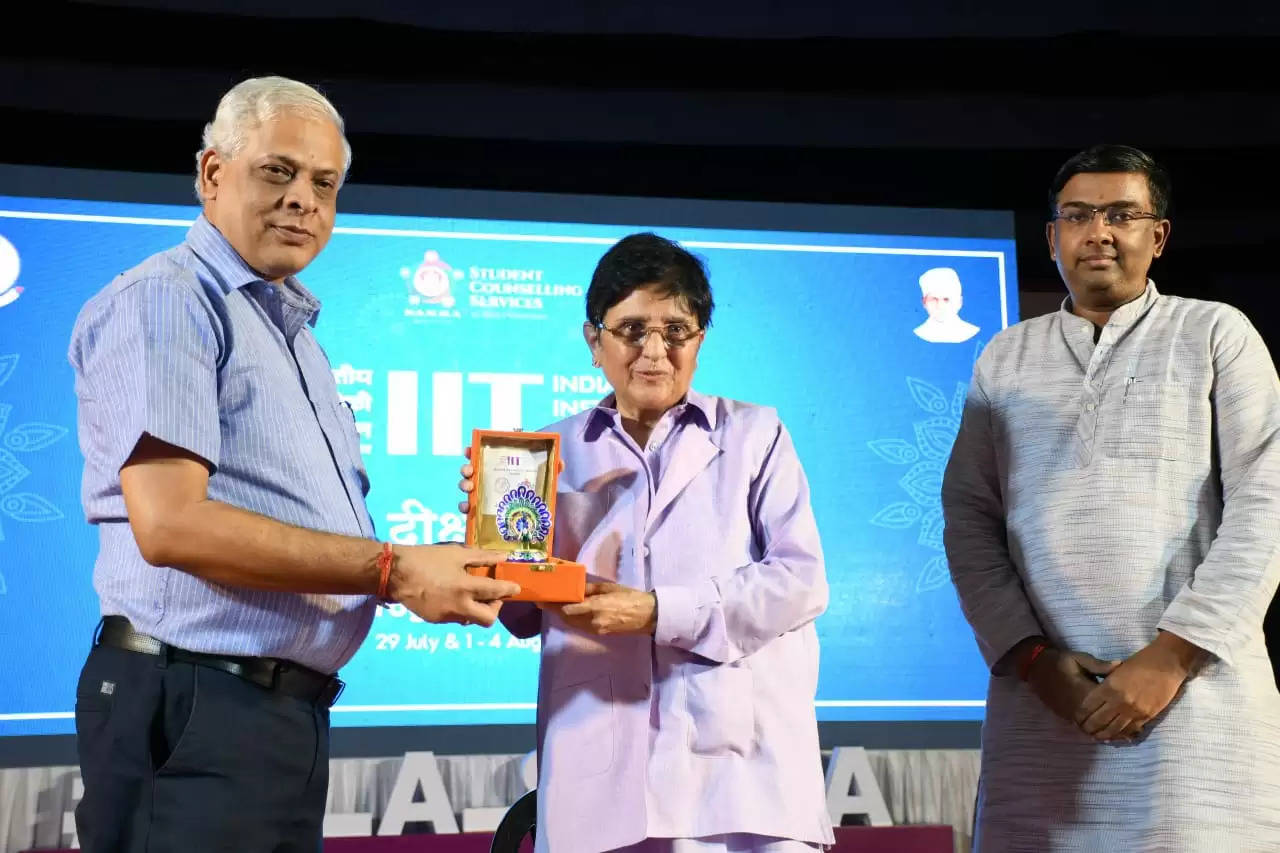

{"left": 464, "top": 429, "right": 587, "bottom": 603}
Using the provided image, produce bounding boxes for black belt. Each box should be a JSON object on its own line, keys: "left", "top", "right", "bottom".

{"left": 96, "top": 615, "right": 345, "bottom": 707}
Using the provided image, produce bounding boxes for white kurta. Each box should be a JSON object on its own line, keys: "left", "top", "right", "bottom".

{"left": 942, "top": 282, "right": 1280, "bottom": 852}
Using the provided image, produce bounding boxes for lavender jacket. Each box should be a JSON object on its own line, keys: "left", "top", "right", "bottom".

{"left": 500, "top": 389, "right": 834, "bottom": 853}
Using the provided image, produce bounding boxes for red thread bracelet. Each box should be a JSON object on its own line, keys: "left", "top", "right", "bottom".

{"left": 376, "top": 542, "right": 394, "bottom": 603}
{"left": 1018, "top": 641, "right": 1049, "bottom": 681}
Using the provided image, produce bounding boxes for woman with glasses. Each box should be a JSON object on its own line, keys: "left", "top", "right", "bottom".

{"left": 460, "top": 232, "right": 833, "bottom": 853}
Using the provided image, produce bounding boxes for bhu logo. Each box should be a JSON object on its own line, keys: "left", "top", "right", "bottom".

{"left": 402, "top": 250, "right": 457, "bottom": 307}
{"left": 0, "top": 233, "right": 21, "bottom": 309}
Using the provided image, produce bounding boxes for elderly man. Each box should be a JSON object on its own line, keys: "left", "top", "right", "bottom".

{"left": 67, "top": 76, "right": 516, "bottom": 852}
{"left": 942, "top": 144, "right": 1280, "bottom": 850}
{"left": 913, "top": 266, "right": 979, "bottom": 343}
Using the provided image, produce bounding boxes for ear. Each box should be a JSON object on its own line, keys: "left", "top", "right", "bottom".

{"left": 1151, "top": 218, "right": 1171, "bottom": 258}
{"left": 1045, "top": 221, "right": 1058, "bottom": 262}
{"left": 198, "top": 148, "right": 223, "bottom": 201}
{"left": 583, "top": 322, "right": 601, "bottom": 366}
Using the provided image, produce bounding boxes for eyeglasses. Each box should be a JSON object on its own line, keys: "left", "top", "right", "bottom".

{"left": 599, "top": 321, "right": 703, "bottom": 349}
{"left": 1052, "top": 205, "right": 1162, "bottom": 229}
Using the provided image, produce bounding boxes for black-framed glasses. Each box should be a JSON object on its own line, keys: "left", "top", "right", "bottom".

{"left": 1052, "top": 204, "right": 1162, "bottom": 228}
{"left": 599, "top": 321, "right": 703, "bottom": 349}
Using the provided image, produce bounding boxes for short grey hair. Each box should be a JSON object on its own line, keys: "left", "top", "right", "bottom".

{"left": 194, "top": 76, "right": 353, "bottom": 200}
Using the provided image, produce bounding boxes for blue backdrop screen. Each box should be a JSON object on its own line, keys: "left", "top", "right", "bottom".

{"left": 0, "top": 167, "right": 1018, "bottom": 735}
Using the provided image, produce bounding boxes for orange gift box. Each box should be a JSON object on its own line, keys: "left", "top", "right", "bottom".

{"left": 464, "top": 429, "right": 586, "bottom": 603}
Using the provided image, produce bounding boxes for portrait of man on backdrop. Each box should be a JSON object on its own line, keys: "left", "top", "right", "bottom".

{"left": 913, "top": 266, "right": 980, "bottom": 343}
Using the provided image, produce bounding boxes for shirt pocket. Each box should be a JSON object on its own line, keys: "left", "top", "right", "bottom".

{"left": 685, "top": 661, "right": 756, "bottom": 757}
{"left": 1102, "top": 381, "right": 1189, "bottom": 461}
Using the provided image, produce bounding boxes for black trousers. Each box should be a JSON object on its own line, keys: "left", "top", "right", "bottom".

{"left": 73, "top": 640, "right": 330, "bottom": 852}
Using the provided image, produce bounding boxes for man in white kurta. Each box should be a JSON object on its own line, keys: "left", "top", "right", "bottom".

{"left": 942, "top": 145, "right": 1280, "bottom": 851}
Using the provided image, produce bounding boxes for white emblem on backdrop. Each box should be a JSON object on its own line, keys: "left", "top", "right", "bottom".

{"left": 0, "top": 234, "right": 21, "bottom": 308}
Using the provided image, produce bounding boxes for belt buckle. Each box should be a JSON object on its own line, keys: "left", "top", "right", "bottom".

{"left": 322, "top": 677, "right": 346, "bottom": 708}
{"left": 245, "top": 659, "right": 281, "bottom": 691}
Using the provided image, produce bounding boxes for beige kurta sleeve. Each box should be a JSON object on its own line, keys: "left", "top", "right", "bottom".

{"left": 1157, "top": 308, "right": 1280, "bottom": 665}
{"left": 942, "top": 352, "right": 1045, "bottom": 671}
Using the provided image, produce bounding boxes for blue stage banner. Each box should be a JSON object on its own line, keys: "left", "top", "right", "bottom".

{"left": 0, "top": 189, "right": 1017, "bottom": 735}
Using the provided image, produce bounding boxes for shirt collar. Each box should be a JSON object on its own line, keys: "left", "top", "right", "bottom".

{"left": 582, "top": 387, "right": 716, "bottom": 439}
{"left": 185, "top": 214, "right": 322, "bottom": 327}
{"left": 1058, "top": 278, "right": 1160, "bottom": 329}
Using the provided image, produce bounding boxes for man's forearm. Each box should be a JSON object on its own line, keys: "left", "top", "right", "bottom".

{"left": 135, "top": 496, "right": 381, "bottom": 594}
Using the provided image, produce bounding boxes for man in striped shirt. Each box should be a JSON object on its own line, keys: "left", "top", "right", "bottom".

{"left": 66, "top": 76, "right": 518, "bottom": 852}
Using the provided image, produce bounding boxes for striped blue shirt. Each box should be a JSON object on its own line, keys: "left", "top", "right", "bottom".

{"left": 68, "top": 215, "right": 376, "bottom": 674}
